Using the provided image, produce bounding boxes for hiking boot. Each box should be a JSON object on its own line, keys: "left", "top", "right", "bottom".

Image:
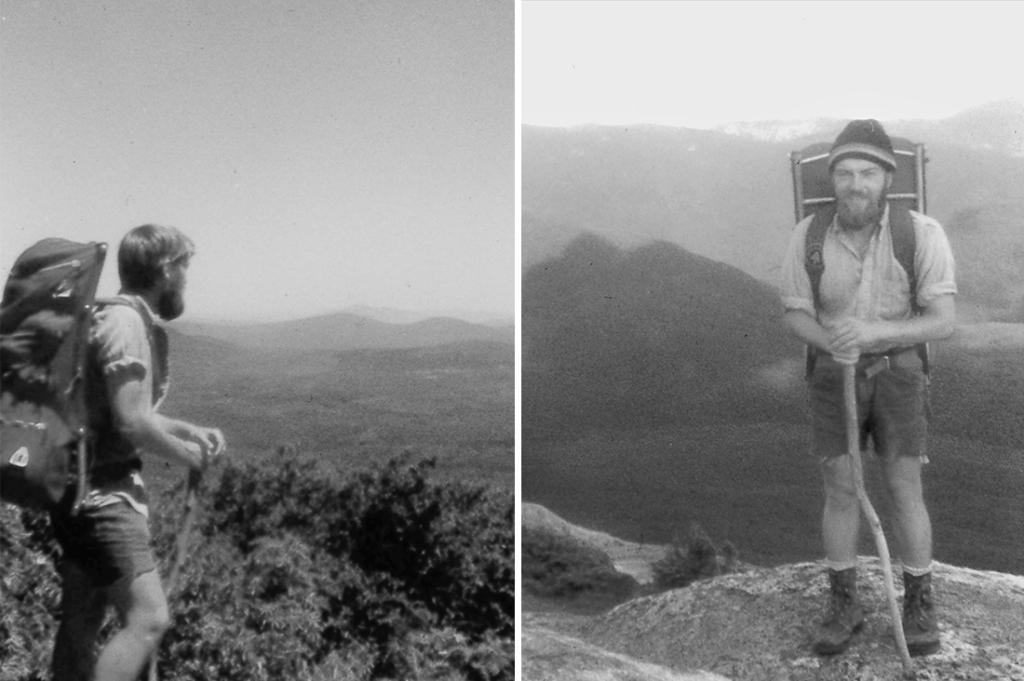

{"left": 903, "top": 571, "right": 940, "bottom": 656}
{"left": 814, "top": 567, "right": 865, "bottom": 655}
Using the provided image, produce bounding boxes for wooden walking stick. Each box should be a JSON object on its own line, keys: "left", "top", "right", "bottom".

{"left": 148, "top": 468, "right": 202, "bottom": 681}
{"left": 843, "top": 364, "right": 916, "bottom": 679}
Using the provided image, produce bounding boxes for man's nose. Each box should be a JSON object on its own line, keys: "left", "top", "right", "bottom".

{"left": 848, "top": 174, "right": 868, "bottom": 193}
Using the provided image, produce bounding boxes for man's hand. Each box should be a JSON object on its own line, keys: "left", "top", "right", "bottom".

{"left": 182, "top": 426, "right": 226, "bottom": 472}
{"left": 827, "top": 318, "right": 880, "bottom": 362}
{"left": 197, "top": 427, "right": 227, "bottom": 460}
{"left": 830, "top": 348, "right": 861, "bottom": 366}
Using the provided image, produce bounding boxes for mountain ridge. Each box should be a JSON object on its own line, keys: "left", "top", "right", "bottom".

{"left": 170, "top": 310, "right": 513, "bottom": 351}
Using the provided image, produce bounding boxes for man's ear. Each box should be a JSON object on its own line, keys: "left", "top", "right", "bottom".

{"left": 884, "top": 170, "right": 894, "bottom": 190}
{"left": 157, "top": 260, "right": 172, "bottom": 283}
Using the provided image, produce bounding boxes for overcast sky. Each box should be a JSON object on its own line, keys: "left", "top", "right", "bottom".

{"left": 1, "top": 0, "right": 513, "bottom": 323}
{"left": 522, "top": 1, "right": 1024, "bottom": 128}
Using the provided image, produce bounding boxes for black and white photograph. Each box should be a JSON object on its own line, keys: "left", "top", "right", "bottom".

{"left": 521, "top": 2, "right": 1023, "bottom": 680}
{"left": 1, "top": 2, "right": 513, "bottom": 679}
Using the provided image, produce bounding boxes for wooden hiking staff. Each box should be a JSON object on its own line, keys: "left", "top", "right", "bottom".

{"left": 148, "top": 468, "right": 202, "bottom": 681}
{"left": 843, "top": 364, "right": 916, "bottom": 679}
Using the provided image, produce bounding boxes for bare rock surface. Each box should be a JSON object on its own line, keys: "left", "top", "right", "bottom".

{"left": 522, "top": 617, "right": 730, "bottom": 681}
{"left": 582, "top": 559, "right": 1024, "bottom": 680}
{"left": 523, "top": 504, "right": 1024, "bottom": 681}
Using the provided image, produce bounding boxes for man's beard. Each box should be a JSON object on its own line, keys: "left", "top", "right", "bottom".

{"left": 836, "top": 187, "right": 887, "bottom": 231}
{"left": 157, "top": 287, "right": 185, "bottom": 320}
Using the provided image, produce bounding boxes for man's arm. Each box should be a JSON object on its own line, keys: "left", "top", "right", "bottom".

{"left": 784, "top": 309, "right": 833, "bottom": 353}
{"left": 156, "top": 414, "right": 226, "bottom": 458}
{"left": 109, "top": 374, "right": 207, "bottom": 471}
{"left": 827, "top": 294, "right": 956, "bottom": 355}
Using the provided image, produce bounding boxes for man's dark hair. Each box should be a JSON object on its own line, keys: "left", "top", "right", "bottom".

{"left": 118, "top": 224, "right": 195, "bottom": 293}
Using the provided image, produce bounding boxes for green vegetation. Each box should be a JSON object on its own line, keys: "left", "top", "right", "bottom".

{"left": 1, "top": 450, "right": 513, "bottom": 681}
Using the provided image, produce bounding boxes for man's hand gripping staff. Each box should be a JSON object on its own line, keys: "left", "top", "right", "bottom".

{"left": 827, "top": 318, "right": 879, "bottom": 366}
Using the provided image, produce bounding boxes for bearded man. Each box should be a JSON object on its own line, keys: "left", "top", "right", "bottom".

{"left": 780, "top": 120, "right": 956, "bottom": 657}
{"left": 49, "top": 224, "right": 227, "bottom": 681}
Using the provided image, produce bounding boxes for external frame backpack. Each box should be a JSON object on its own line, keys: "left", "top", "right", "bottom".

{"left": 1, "top": 239, "right": 108, "bottom": 513}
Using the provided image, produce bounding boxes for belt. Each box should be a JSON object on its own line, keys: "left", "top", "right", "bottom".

{"left": 860, "top": 346, "right": 916, "bottom": 358}
{"left": 809, "top": 344, "right": 928, "bottom": 379}
{"left": 846, "top": 347, "right": 918, "bottom": 378}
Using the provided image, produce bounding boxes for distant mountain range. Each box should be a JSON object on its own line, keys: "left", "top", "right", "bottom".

{"left": 716, "top": 99, "right": 1024, "bottom": 155}
{"left": 171, "top": 310, "right": 513, "bottom": 351}
{"left": 524, "top": 100, "right": 1024, "bottom": 322}
{"left": 339, "top": 305, "right": 512, "bottom": 327}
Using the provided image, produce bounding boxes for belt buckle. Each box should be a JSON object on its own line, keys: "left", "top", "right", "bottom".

{"left": 864, "top": 355, "right": 890, "bottom": 379}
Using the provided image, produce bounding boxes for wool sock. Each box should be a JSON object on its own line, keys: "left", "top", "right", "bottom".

{"left": 902, "top": 562, "right": 932, "bottom": 577}
{"left": 825, "top": 558, "right": 859, "bottom": 572}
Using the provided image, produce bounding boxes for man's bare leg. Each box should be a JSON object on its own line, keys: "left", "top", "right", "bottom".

{"left": 93, "top": 569, "right": 170, "bottom": 681}
{"left": 821, "top": 455, "right": 861, "bottom": 566}
{"left": 881, "top": 455, "right": 932, "bottom": 569}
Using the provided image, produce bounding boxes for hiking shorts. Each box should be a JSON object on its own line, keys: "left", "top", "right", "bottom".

{"left": 51, "top": 499, "right": 157, "bottom": 589}
{"left": 808, "top": 350, "right": 930, "bottom": 461}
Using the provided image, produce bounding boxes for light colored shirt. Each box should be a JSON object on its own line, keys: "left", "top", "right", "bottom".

{"left": 781, "top": 205, "right": 957, "bottom": 354}
{"left": 83, "top": 295, "right": 169, "bottom": 516}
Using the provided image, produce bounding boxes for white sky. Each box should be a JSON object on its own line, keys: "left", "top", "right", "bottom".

{"left": 522, "top": 1, "right": 1024, "bottom": 128}
{"left": 1, "top": 0, "right": 513, "bottom": 323}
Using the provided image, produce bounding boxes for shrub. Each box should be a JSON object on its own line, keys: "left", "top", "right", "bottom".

{"left": 321, "top": 457, "right": 515, "bottom": 639}
{"left": 194, "top": 448, "right": 513, "bottom": 680}
{"left": 155, "top": 534, "right": 327, "bottom": 681}
{"left": 0, "top": 448, "right": 514, "bottom": 681}
{"left": 0, "top": 506, "right": 61, "bottom": 681}
{"left": 521, "top": 525, "right": 636, "bottom": 601}
{"left": 651, "top": 522, "right": 738, "bottom": 590}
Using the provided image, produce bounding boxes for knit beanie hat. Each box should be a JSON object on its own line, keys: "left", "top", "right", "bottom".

{"left": 828, "top": 119, "right": 896, "bottom": 172}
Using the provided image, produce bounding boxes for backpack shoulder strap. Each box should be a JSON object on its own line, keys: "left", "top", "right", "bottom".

{"left": 888, "top": 206, "right": 918, "bottom": 312}
{"left": 802, "top": 208, "right": 833, "bottom": 378}
{"left": 887, "top": 206, "right": 931, "bottom": 374}
{"left": 803, "top": 207, "right": 834, "bottom": 316}
{"left": 95, "top": 296, "right": 153, "bottom": 330}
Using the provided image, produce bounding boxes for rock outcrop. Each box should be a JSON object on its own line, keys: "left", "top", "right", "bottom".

{"left": 522, "top": 502, "right": 666, "bottom": 584}
{"left": 522, "top": 505, "right": 1024, "bottom": 681}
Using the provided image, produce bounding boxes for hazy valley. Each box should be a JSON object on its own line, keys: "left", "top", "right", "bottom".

{"left": 158, "top": 310, "right": 515, "bottom": 491}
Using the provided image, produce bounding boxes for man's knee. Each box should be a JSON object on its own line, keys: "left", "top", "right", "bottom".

{"left": 821, "top": 455, "right": 858, "bottom": 503}
{"left": 883, "top": 457, "right": 926, "bottom": 509}
{"left": 135, "top": 599, "right": 171, "bottom": 641}
{"left": 132, "top": 601, "right": 171, "bottom": 644}
{"left": 112, "top": 569, "right": 171, "bottom": 642}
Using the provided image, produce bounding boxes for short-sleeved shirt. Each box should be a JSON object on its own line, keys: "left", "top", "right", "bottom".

{"left": 780, "top": 205, "right": 957, "bottom": 354}
{"left": 82, "top": 295, "right": 169, "bottom": 516}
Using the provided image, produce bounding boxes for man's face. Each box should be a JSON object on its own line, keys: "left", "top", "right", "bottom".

{"left": 157, "top": 257, "right": 189, "bottom": 321}
{"left": 832, "top": 157, "right": 892, "bottom": 231}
